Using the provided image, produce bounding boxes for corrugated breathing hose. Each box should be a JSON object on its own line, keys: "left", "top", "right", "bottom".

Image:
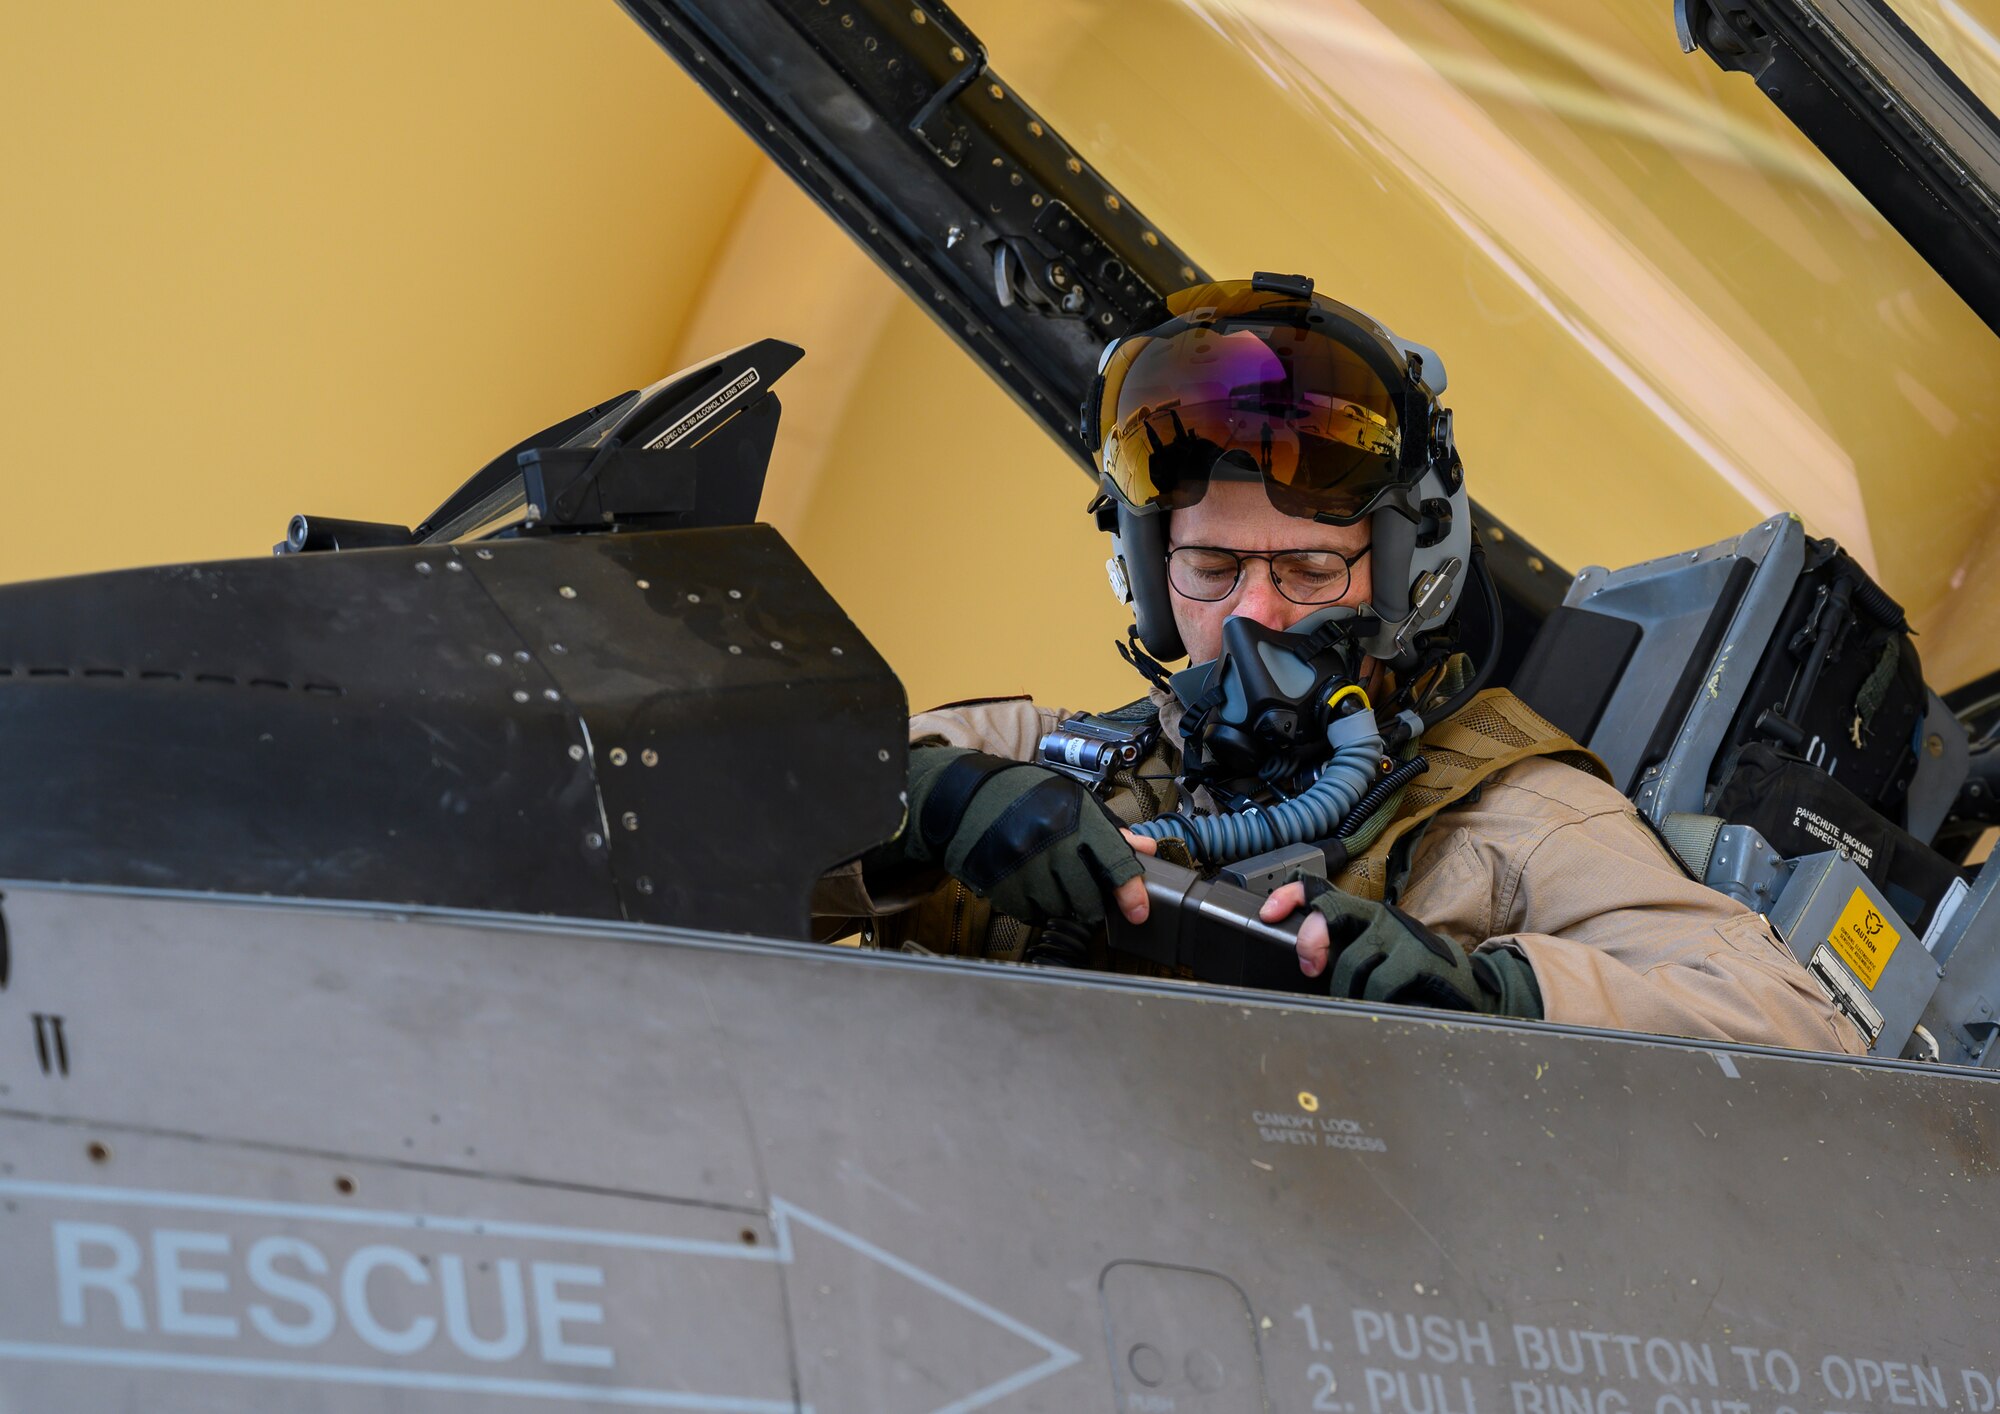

{"left": 1133, "top": 710, "right": 1385, "bottom": 865}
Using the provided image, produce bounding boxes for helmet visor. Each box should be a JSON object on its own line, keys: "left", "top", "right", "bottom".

{"left": 1097, "top": 283, "right": 1409, "bottom": 524}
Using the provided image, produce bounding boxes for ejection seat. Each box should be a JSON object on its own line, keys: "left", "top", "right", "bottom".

{"left": 1509, "top": 515, "right": 1995, "bottom": 1063}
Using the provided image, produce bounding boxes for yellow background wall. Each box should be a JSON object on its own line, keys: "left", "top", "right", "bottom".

{"left": 0, "top": 2, "right": 1147, "bottom": 714}
{"left": 0, "top": 4, "right": 759, "bottom": 609}
{"left": 5, "top": 1, "right": 1997, "bottom": 716}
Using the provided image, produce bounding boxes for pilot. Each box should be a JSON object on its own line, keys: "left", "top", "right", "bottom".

{"left": 818, "top": 275, "right": 1863, "bottom": 1054}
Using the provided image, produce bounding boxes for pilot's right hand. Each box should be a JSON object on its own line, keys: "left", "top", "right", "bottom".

{"left": 1258, "top": 879, "right": 1541, "bottom": 1017}
{"left": 891, "top": 746, "right": 1150, "bottom": 927}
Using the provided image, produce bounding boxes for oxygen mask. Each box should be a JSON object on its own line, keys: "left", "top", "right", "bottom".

{"left": 1171, "top": 608, "right": 1375, "bottom": 796}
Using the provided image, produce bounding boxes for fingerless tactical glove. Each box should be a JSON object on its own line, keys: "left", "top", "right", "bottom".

{"left": 876, "top": 746, "right": 1142, "bottom": 926}
{"left": 1304, "top": 883, "right": 1542, "bottom": 1018}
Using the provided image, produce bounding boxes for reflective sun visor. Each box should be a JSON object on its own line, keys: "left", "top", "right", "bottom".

{"left": 1098, "top": 283, "right": 1408, "bottom": 523}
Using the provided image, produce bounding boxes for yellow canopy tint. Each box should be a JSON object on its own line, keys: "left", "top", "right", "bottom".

{"left": 951, "top": 0, "right": 2000, "bottom": 689}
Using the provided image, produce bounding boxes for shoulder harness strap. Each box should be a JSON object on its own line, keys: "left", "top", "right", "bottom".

{"left": 1081, "top": 697, "right": 1182, "bottom": 829}
{"left": 1334, "top": 688, "right": 1612, "bottom": 901}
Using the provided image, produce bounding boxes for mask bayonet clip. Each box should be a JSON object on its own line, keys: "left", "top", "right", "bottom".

{"left": 1388, "top": 555, "right": 1465, "bottom": 658}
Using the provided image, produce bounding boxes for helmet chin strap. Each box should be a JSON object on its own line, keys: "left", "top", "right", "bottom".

{"left": 1116, "top": 624, "right": 1177, "bottom": 694}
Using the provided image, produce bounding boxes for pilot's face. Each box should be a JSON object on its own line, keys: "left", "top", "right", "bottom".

{"left": 1167, "top": 479, "right": 1375, "bottom": 669}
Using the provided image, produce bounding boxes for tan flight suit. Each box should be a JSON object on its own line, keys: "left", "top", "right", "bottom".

{"left": 816, "top": 688, "right": 1867, "bottom": 1056}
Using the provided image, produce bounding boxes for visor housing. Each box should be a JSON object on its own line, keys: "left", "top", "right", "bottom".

{"left": 1096, "top": 282, "right": 1415, "bottom": 525}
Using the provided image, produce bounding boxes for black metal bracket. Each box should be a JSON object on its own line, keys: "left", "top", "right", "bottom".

{"left": 615, "top": 0, "right": 1205, "bottom": 467}
{"left": 511, "top": 339, "right": 796, "bottom": 533}
{"left": 1251, "top": 272, "right": 1315, "bottom": 299}
{"left": 1676, "top": 0, "right": 2000, "bottom": 337}
{"left": 989, "top": 201, "right": 1165, "bottom": 331}
{"left": 291, "top": 340, "right": 802, "bottom": 549}
{"left": 518, "top": 393, "right": 778, "bottom": 532}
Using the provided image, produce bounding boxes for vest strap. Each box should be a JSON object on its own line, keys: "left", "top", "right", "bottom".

{"left": 1334, "top": 688, "right": 1611, "bottom": 901}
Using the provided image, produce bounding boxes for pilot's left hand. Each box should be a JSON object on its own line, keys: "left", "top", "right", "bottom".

{"left": 1260, "top": 880, "right": 1542, "bottom": 1018}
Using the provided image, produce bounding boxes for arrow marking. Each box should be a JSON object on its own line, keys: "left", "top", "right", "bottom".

{"left": 0, "top": 1179, "right": 1079, "bottom": 1414}
{"left": 771, "top": 1198, "right": 1080, "bottom": 1414}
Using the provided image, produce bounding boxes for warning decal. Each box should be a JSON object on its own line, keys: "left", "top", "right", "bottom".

{"left": 642, "top": 367, "right": 759, "bottom": 451}
{"left": 1829, "top": 886, "right": 1900, "bottom": 989}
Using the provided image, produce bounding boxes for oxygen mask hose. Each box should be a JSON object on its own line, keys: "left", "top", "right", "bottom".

{"left": 1134, "top": 703, "right": 1386, "bottom": 865}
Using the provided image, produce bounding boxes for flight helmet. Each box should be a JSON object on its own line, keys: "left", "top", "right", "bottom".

{"left": 1082, "top": 273, "right": 1470, "bottom": 670}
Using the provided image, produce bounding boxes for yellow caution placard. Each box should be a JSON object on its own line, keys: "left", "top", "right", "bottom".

{"left": 1829, "top": 886, "right": 1900, "bottom": 989}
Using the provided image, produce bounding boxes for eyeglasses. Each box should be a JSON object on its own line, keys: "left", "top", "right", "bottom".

{"left": 1167, "top": 544, "right": 1370, "bottom": 605}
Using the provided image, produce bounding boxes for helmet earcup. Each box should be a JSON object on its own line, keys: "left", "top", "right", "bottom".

{"left": 1113, "top": 499, "right": 1185, "bottom": 662}
{"left": 1356, "top": 466, "right": 1471, "bottom": 662}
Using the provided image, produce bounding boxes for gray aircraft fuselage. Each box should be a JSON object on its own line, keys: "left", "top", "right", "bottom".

{"left": 1, "top": 880, "right": 1993, "bottom": 1413}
